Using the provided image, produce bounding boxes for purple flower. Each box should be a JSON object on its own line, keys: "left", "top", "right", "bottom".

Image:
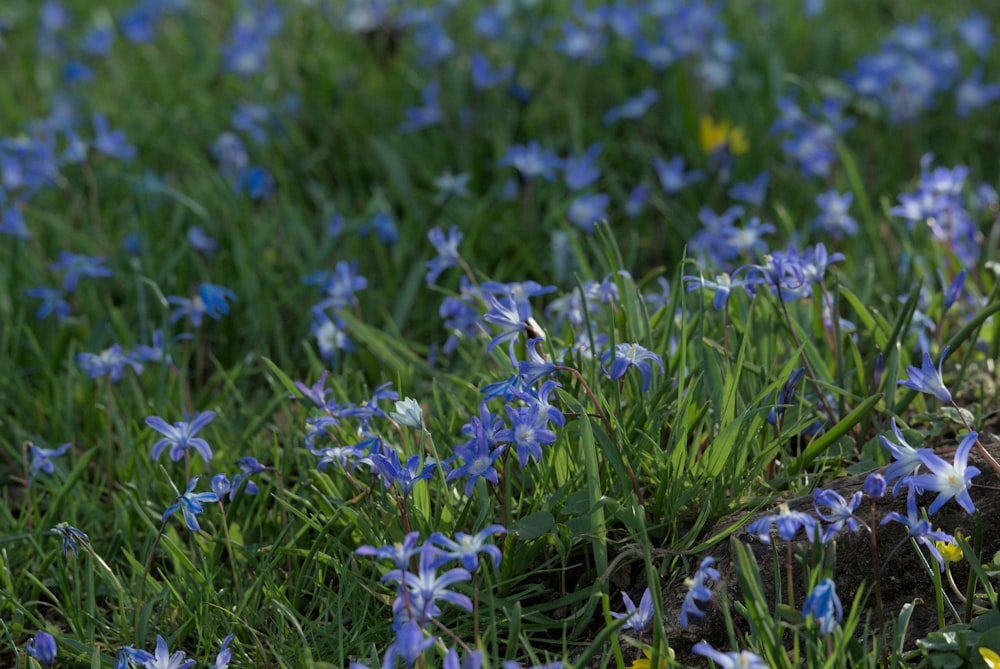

{"left": 611, "top": 586, "right": 654, "bottom": 631}
{"left": 146, "top": 411, "right": 216, "bottom": 463}
{"left": 898, "top": 347, "right": 953, "bottom": 402}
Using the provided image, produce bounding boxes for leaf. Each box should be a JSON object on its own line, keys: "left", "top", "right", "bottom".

{"left": 789, "top": 393, "right": 882, "bottom": 475}
{"left": 513, "top": 511, "right": 555, "bottom": 541}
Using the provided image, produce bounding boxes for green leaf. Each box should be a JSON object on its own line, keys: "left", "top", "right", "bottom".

{"left": 789, "top": 392, "right": 881, "bottom": 475}
{"left": 513, "top": 511, "right": 555, "bottom": 542}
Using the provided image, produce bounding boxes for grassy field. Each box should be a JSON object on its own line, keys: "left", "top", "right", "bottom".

{"left": 2, "top": 0, "right": 1000, "bottom": 667}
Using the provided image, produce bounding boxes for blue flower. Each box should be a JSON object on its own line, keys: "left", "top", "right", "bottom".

{"left": 220, "top": 1, "right": 282, "bottom": 76}
{"left": 516, "top": 339, "right": 556, "bottom": 387}
{"left": 879, "top": 418, "right": 930, "bottom": 493}
{"left": 567, "top": 193, "right": 610, "bottom": 232}
{"left": 382, "top": 621, "right": 435, "bottom": 668}
{"left": 425, "top": 226, "right": 463, "bottom": 284}
{"left": 76, "top": 344, "right": 143, "bottom": 382}
{"left": 375, "top": 450, "right": 436, "bottom": 495}
{"left": 429, "top": 524, "right": 506, "bottom": 571}
{"left": 389, "top": 397, "right": 423, "bottom": 429}
{"left": 91, "top": 114, "right": 137, "bottom": 160}
{"left": 611, "top": 586, "right": 654, "bottom": 631}
{"left": 115, "top": 645, "right": 154, "bottom": 669}
{"left": 50, "top": 522, "right": 89, "bottom": 560}
{"left": 652, "top": 155, "right": 703, "bottom": 193}
{"left": 356, "top": 531, "right": 423, "bottom": 569}
{"left": 728, "top": 172, "right": 770, "bottom": 207}
{"left": 498, "top": 141, "right": 562, "bottom": 182}
{"left": 601, "top": 343, "right": 664, "bottom": 392}
{"left": 26, "top": 630, "right": 57, "bottom": 667}
{"left": 1, "top": 203, "right": 30, "bottom": 239}
{"left": 692, "top": 642, "right": 770, "bottom": 669}
{"left": 28, "top": 442, "right": 71, "bottom": 483}
{"left": 145, "top": 634, "right": 195, "bottom": 669}
{"left": 187, "top": 226, "right": 218, "bottom": 257}
{"left": 747, "top": 503, "right": 818, "bottom": 544}
{"left": 432, "top": 171, "right": 471, "bottom": 204}
{"left": 382, "top": 542, "right": 472, "bottom": 627}
{"left": 398, "top": 79, "right": 443, "bottom": 134}
{"left": 813, "top": 190, "right": 857, "bottom": 238}
{"left": 482, "top": 290, "right": 538, "bottom": 357}
{"left": 563, "top": 143, "right": 602, "bottom": 191}
{"left": 679, "top": 557, "right": 720, "bottom": 628}
{"left": 496, "top": 404, "right": 556, "bottom": 466}
{"left": 803, "top": 578, "right": 843, "bottom": 634}
{"left": 446, "top": 442, "right": 505, "bottom": 497}
{"left": 880, "top": 488, "right": 955, "bottom": 571}
{"left": 470, "top": 52, "right": 513, "bottom": 91}
{"left": 898, "top": 347, "right": 953, "bottom": 402}
{"left": 49, "top": 250, "right": 113, "bottom": 292}
{"left": 603, "top": 88, "right": 658, "bottom": 126}
{"left": 909, "top": 431, "right": 981, "bottom": 514}
{"left": 162, "top": 477, "right": 219, "bottom": 531}
{"left": 146, "top": 411, "right": 216, "bottom": 463}
{"left": 209, "top": 634, "right": 233, "bottom": 669}
{"left": 863, "top": 472, "right": 887, "bottom": 497}
{"left": 813, "top": 488, "right": 863, "bottom": 542}
{"left": 293, "top": 371, "right": 331, "bottom": 408}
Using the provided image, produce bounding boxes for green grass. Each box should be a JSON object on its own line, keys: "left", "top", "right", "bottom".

{"left": 2, "top": 0, "right": 1000, "bottom": 667}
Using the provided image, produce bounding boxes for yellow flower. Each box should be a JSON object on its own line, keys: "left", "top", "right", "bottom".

{"left": 699, "top": 116, "right": 749, "bottom": 156}
{"left": 628, "top": 644, "right": 674, "bottom": 669}
{"left": 980, "top": 647, "right": 1000, "bottom": 668}
{"left": 935, "top": 533, "right": 963, "bottom": 563}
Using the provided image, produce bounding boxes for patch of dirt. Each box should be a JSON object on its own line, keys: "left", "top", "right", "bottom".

{"left": 661, "top": 434, "right": 1000, "bottom": 665}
